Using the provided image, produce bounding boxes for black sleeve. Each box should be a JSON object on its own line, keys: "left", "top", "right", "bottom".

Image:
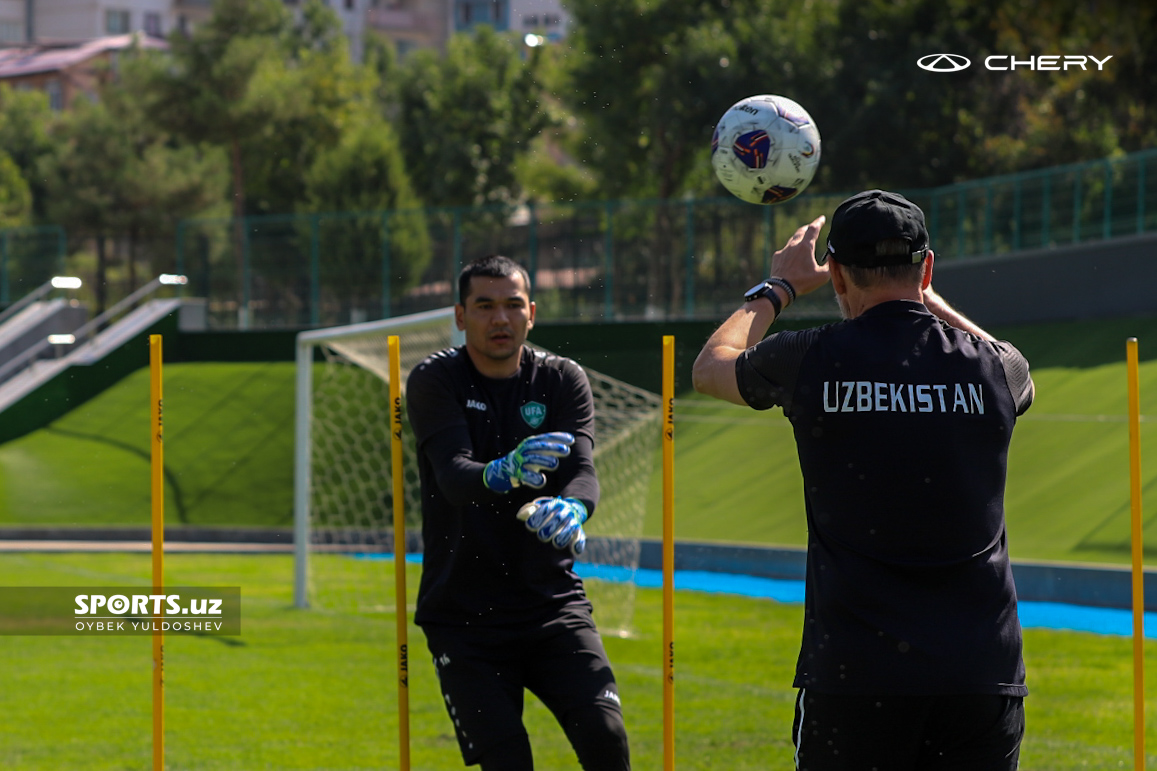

{"left": 735, "top": 327, "right": 822, "bottom": 412}
{"left": 553, "top": 360, "right": 600, "bottom": 516}
{"left": 994, "top": 340, "right": 1034, "bottom": 416}
{"left": 419, "top": 424, "right": 495, "bottom": 507}
{"left": 405, "top": 357, "right": 501, "bottom": 508}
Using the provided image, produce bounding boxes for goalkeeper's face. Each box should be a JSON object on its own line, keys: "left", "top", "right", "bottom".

{"left": 457, "top": 274, "right": 536, "bottom": 375}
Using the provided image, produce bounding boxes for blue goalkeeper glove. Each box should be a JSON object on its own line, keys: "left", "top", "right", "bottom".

{"left": 517, "top": 496, "right": 588, "bottom": 556}
{"left": 482, "top": 432, "right": 575, "bottom": 493}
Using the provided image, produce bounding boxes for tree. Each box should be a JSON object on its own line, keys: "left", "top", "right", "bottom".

{"left": 42, "top": 72, "right": 227, "bottom": 311}
{"left": 139, "top": 0, "right": 294, "bottom": 319}
{"left": 0, "top": 151, "right": 31, "bottom": 230}
{"left": 564, "top": 0, "right": 829, "bottom": 201}
{"left": 0, "top": 85, "right": 57, "bottom": 223}
{"left": 142, "top": 0, "right": 292, "bottom": 221}
{"left": 562, "top": 0, "right": 820, "bottom": 310}
{"left": 302, "top": 112, "right": 431, "bottom": 312}
{"left": 41, "top": 98, "right": 129, "bottom": 313}
{"left": 241, "top": 0, "right": 378, "bottom": 216}
{"left": 108, "top": 58, "right": 228, "bottom": 290}
{"left": 396, "top": 26, "right": 551, "bottom": 208}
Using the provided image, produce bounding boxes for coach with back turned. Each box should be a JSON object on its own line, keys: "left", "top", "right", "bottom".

{"left": 693, "top": 190, "right": 1035, "bottom": 770}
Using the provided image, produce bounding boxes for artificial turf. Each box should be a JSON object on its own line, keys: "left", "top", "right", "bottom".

{"left": 6, "top": 317, "right": 1157, "bottom": 568}
{"left": 1, "top": 551, "right": 1156, "bottom": 770}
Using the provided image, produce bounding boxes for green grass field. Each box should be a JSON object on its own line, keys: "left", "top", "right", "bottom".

{"left": 1, "top": 551, "right": 1156, "bottom": 770}
{"left": 4, "top": 317, "right": 1157, "bottom": 767}
{"left": 6, "top": 316, "right": 1157, "bottom": 567}
{"left": 0, "top": 362, "right": 297, "bottom": 528}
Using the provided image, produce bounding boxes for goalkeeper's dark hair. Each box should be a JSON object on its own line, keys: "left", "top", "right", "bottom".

{"left": 458, "top": 254, "right": 532, "bottom": 305}
{"left": 838, "top": 239, "right": 928, "bottom": 289}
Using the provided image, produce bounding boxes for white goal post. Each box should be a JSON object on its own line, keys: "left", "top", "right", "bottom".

{"left": 293, "top": 307, "right": 661, "bottom": 636}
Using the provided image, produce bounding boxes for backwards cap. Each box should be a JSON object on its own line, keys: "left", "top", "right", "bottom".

{"left": 823, "top": 189, "right": 929, "bottom": 267}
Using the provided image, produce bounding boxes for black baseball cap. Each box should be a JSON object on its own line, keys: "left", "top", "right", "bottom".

{"left": 821, "top": 189, "right": 929, "bottom": 267}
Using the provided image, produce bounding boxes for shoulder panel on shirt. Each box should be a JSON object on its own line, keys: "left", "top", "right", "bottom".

{"left": 991, "top": 340, "right": 1034, "bottom": 416}
{"left": 736, "top": 325, "right": 828, "bottom": 412}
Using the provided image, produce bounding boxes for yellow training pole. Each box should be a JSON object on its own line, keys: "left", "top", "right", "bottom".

{"left": 1128, "top": 337, "right": 1145, "bottom": 771}
{"left": 662, "top": 335, "right": 676, "bottom": 771}
{"left": 149, "top": 335, "right": 164, "bottom": 771}
{"left": 388, "top": 336, "right": 410, "bottom": 771}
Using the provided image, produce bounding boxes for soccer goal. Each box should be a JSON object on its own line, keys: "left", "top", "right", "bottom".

{"left": 293, "top": 307, "right": 661, "bottom": 637}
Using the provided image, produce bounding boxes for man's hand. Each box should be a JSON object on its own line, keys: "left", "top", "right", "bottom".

{"left": 770, "top": 215, "right": 830, "bottom": 298}
{"left": 691, "top": 216, "right": 827, "bottom": 405}
{"left": 517, "top": 496, "right": 588, "bottom": 555}
{"left": 483, "top": 432, "right": 575, "bottom": 493}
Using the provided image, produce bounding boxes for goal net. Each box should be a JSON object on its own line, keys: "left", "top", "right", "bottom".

{"left": 293, "top": 307, "right": 661, "bottom": 637}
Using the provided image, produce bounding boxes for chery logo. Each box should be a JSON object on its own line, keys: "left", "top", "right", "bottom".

{"left": 919, "top": 53, "right": 1113, "bottom": 72}
{"left": 917, "top": 53, "right": 971, "bottom": 72}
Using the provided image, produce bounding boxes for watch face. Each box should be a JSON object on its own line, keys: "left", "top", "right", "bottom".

{"left": 744, "top": 281, "right": 769, "bottom": 301}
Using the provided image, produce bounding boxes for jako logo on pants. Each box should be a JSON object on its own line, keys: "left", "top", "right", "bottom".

{"left": 918, "top": 53, "right": 1113, "bottom": 72}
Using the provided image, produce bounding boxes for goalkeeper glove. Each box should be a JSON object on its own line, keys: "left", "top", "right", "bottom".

{"left": 517, "top": 496, "right": 588, "bottom": 556}
{"left": 482, "top": 432, "right": 575, "bottom": 493}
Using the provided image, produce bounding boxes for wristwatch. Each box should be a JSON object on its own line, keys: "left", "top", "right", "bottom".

{"left": 743, "top": 280, "right": 783, "bottom": 315}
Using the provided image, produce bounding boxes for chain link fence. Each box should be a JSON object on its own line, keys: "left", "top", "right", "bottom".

{"left": 0, "top": 226, "right": 67, "bottom": 311}
{"left": 163, "top": 146, "right": 1157, "bottom": 329}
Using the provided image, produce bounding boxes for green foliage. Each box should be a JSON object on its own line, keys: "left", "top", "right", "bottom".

{"left": 40, "top": 63, "right": 226, "bottom": 303}
{"left": 515, "top": 133, "right": 600, "bottom": 204}
{"left": 564, "top": 0, "right": 1157, "bottom": 197}
{"left": 302, "top": 115, "right": 432, "bottom": 296}
{"left": 397, "top": 26, "right": 551, "bottom": 207}
{"left": 0, "top": 151, "right": 31, "bottom": 230}
{"left": 243, "top": 1, "right": 380, "bottom": 215}
{"left": 0, "top": 86, "right": 55, "bottom": 223}
{"left": 40, "top": 98, "right": 126, "bottom": 238}
{"left": 565, "top": 0, "right": 832, "bottom": 200}
{"left": 141, "top": 0, "right": 296, "bottom": 219}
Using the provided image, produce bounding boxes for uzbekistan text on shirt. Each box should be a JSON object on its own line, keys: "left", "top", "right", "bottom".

{"left": 823, "top": 381, "right": 986, "bottom": 414}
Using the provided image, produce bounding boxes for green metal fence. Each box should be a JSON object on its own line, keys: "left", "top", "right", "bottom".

{"left": 175, "top": 148, "right": 1157, "bottom": 329}
{"left": 0, "top": 226, "right": 67, "bottom": 310}
{"left": 908, "top": 148, "right": 1157, "bottom": 260}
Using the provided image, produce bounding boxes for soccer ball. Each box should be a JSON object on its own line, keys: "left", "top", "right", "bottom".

{"left": 711, "top": 94, "right": 821, "bottom": 205}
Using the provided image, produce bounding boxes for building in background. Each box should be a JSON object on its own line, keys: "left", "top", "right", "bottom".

{"left": 0, "top": 0, "right": 570, "bottom": 69}
{"left": 508, "top": 0, "right": 567, "bottom": 41}
{"left": 449, "top": 0, "right": 567, "bottom": 40}
{"left": 0, "top": 0, "right": 193, "bottom": 44}
{"left": 0, "top": 32, "right": 167, "bottom": 109}
{"left": 366, "top": 0, "right": 449, "bottom": 59}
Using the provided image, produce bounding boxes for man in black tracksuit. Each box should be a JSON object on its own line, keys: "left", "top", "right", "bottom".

{"left": 406, "top": 254, "right": 629, "bottom": 770}
{"left": 693, "top": 190, "right": 1034, "bottom": 770}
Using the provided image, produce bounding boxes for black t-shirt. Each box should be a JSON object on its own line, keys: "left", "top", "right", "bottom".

{"left": 406, "top": 345, "right": 600, "bottom": 629}
{"left": 736, "top": 300, "right": 1034, "bottom": 696}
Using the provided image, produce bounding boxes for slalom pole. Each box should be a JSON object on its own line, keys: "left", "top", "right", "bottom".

{"left": 149, "top": 335, "right": 164, "bottom": 771}
{"left": 388, "top": 336, "right": 410, "bottom": 771}
{"left": 1127, "top": 337, "right": 1145, "bottom": 771}
{"left": 662, "top": 335, "right": 676, "bottom": 771}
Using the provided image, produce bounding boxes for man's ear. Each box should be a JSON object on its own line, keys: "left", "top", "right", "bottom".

{"left": 454, "top": 304, "right": 466, "bottom": 331}
{"left": 526, "top": 300, "right": 536, "bottom": 331}
{"left": 829, "top": 260, "right": 847, "bottom": 296}
{"left": 922, "top": 251, "right": 934, "bottom": 290}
